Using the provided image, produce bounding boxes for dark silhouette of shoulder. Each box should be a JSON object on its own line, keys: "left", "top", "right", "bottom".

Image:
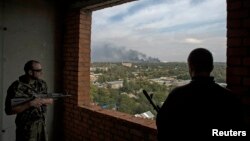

{"left": 156, "top": 77, "right": 244, "bottom": 139}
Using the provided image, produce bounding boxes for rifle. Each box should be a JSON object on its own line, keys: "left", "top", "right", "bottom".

{"left": 143, "top": 90, "right": 160, "bottom": 113}
{"left": 11, "top": 93, "right": 71, "bottom": 106}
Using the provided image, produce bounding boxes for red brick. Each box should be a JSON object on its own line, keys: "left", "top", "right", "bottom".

{"left": 114, "top": 135, "right": 127, "bottom": 141}
{"left": 227, "top": 20, "right": 242, "bottom": 28}
{"left": 227, "top": 10, "right": 249, "bottom": 20}
{"left": 227, "top": 29, "right": 249, "bottom": 37}
{"left": 243, "top": 38, "right": 250, "bottom": 46}
{"left": 227, "top": 47, "right": 247, "bottom": 56}
{"left": 243, "top": 57, "right": 250, "bottom": 66}
{"left": 227, "top": 67, "right": 249, "bottom": 76}
{"left": 243, "top": 0, "right": 250, "bottom": 8}
{"left": 79, "top": 34, "right": 91, "bottom": 40}
{"left": 227, "top": 1, "right": 242, "bottom": 10}
{"left": 80, "top": 19, "right": 92, "bottom": 26}
{"left": 132, "top": 135, "right": 143, "bottom": 141}
{"left": 243, "top": 78, "right": 250, "bottom": 86}
{"left": 226, "top": 76, "right": 242, "bottom": 85}
{"left": 227, "top": 86, "right": 248, "bottom": 95}
{"left": 130, "top": 129, "right": 143, "bottom": 137}
{"left": 243, "top": 19, "right": 250, "bottom": 28}
{"left": 227, "top": 38, "right": 242, "bottom": 46}
{"left": 227, "top": 57, "right": 242, "bottom": 65}
{"left": 117, "top": 125, "right": 129, "bottom": 132}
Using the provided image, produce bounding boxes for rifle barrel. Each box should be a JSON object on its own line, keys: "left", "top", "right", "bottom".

{"left": 143, "top": 90, "right": 160, "bottom": 113}
{"left": 11, "top": 93, "right": 71, "bottom": 106}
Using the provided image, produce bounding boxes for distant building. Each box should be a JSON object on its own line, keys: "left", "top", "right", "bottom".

{"left": 149, "top": 77, "right": 177, "bottom": 86}
{"left": 107, "top": 80, "right": 123, "bottom": 89}
{"left": 132, "top": 72, "right": 139, "bottom": 77}
{"left": 127, "top": 93, "right": 138, "bottom": 99}
{"left": 149, "top": 77, "right": 190, "bottom": 87}
{"left": 160, "top": 77, "right": 175, "bottom": 81}
{"left": 90, "top": 67, "right": 109, "bottom": 72}
{"left": 93, "top": 82, "right": 105, "bottom": 88}
{"left": 122, "top": 62, "right": 132, "bottom": 67}
{"left": 149, "top": 78, "right": 166, "bottom": 85}
{"left": 121, "top": 92, "right": 138, "bottom": 99}
{"left": 90, "top": 73, "right": 102, "bottom": 82}
{"left": 174, "top": 80, "right": 190, "bottom": 86}
{"left": 135, "top": 111, "right": 155, "bottom": 120}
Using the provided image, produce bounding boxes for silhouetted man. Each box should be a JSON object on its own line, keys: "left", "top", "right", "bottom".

{"left": 156, "top": 48, "right": 245, "bottom": 139}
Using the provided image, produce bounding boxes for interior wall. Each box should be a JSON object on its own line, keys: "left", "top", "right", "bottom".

{"left": 0, "top": 0, "right": 63, "bottom": 141}
{"left": 0, "top": 0, "right": 4, "bottom": 139}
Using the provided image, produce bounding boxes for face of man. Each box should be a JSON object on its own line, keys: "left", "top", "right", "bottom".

{"left": 30, "top": 63, "right": 43, "bottom": 80}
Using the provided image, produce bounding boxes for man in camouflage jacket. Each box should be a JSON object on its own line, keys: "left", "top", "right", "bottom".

{"left": 5, "top": 60, "right": 53, "bottom": 141}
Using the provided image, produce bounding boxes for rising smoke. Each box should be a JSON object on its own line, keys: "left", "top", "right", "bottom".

{"left": 91, "top": 43, "right": 160, "bottom": 63}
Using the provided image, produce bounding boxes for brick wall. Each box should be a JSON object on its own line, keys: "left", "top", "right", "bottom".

{"left": 62, "top": 0, "right": 250, "bottom": 140}
{"left": 226, "top": 0, "right": 250, "bottom": 124}
{"left": 63, "top": 9, "right": 157, "bottom": 141}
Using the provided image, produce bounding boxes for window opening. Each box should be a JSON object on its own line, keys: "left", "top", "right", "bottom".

{"left": 90, "top": 0, "right": 226, "bottom": 119}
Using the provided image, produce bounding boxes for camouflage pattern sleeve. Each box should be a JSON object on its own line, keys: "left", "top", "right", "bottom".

{"left": 5, "top": 81, "right": 25, "bottom": 115}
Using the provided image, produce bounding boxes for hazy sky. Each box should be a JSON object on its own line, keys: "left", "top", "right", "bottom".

{"left": 92, "top": 0, "right": 226, "bottom": 62}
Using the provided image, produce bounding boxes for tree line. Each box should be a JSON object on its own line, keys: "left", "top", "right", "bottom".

{"left": 90, "top": 62, "right": 226, "bottom": 117}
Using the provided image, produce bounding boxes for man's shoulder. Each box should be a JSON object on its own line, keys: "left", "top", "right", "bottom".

{"left": 11, "top": 80, "right": 20, "bottom": 85}
{"left": 212, "top": 83, "right": 236, "bottom": 97}
{"left": 164, "top": 83, "right": 193, "bottom": 103}
{"left": 170, "top": 83, "right": 192, "bottom": 94}
{"left": 8, "top": 79, "right": 22, "bottom": 89}
{"left": 213, "top": 83, "right": 231, "bottom": 91}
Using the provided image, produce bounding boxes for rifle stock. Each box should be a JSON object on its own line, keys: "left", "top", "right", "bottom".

{"left": 143, "top": 90, "right": 160, "bottom": 113}
{"left": 11, "top": 93, "right": 71, "bottom": 106}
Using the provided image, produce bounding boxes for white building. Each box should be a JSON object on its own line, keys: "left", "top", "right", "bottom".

{"left": 135, "top": 111, "right": 155, "bottom": 120}
{"left": 122, "top": 62, "right": 132, "bottom": 67}
{"left": 107, "top": 80, "right": 123, "bottom": 89}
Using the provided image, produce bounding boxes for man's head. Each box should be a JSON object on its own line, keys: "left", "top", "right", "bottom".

{"left": 24, "top": 60, "right": 43, "bottom": 80}
{"left": 187, "top": 48, "right": 213, "bottom": 77}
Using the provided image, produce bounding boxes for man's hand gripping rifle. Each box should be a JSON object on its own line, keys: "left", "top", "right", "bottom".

{"left": 143, "top": 90, "right": 160, "bottom": 113}
{"left": 11, "top": 93, "right": 71, "bottom": 107}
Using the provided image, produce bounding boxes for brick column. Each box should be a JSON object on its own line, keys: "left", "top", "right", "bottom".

{"left": 63, "top": 9, "right": 92, "bottom": 140}
{"left": 63, "top": 9, "right": 91, "bottom": 106}
{"left": 227, "top": 0, "right": 250, "bottom": 124}
{"left": 78, "top": 10, "right": 92, "bottom": 106}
